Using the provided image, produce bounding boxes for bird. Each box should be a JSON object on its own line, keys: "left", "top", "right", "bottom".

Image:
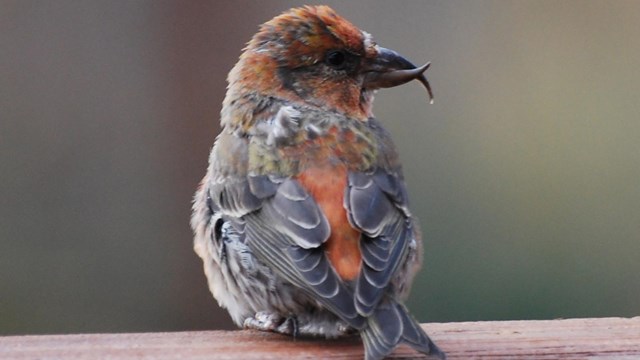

{"left": 190, "top": 5, "right": 444, "bottom": 360}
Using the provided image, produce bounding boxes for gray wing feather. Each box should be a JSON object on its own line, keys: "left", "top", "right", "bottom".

{"left": 288, "top": 246, "right": 339, "bottom": 296}
{"left": 261, "top": 179, "right": 330, "bottom": 249}
{"left": 359, "top": 236, "right": 391, "bottom": 271}
{"left": 245, "top": 209, "right": 365, "bottom": 328}
{"left": 346, "top": 169, "right": 415, "bottom": 316}
{"left": 219, "top": 175, "right": 365, "bottom": 328}
{"left": 247, "top": 174, "right": 281, "bottom": 199}
{"left": 212, "top": 179, "right": 262, "bottom": 217}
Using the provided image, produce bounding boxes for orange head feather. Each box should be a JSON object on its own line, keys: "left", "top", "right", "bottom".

{"left": 225, "top": 6, "right": 379, "bottom": 122}
{"left": 222, "top": 6, "right": 432, "bottom": 129}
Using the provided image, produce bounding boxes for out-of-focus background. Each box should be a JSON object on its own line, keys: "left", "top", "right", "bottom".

{"left": 2, "top": 0, "right": 639, "bottom": 335}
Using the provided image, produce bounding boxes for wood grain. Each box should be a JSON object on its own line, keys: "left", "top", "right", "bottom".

{"left": 2, "top": 317, "right": 639, "bottom": 359}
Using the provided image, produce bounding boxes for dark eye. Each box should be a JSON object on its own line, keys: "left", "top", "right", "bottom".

{"left": 325, "top": 50, "right": 346, "bottom": 68}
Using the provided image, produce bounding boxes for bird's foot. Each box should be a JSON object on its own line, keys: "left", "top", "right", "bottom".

{"left": 243, "top": 311, "right": 299, "bottom": 337}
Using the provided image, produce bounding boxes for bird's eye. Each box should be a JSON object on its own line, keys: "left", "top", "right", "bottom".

{"left": 325, "top": 50, "right": 347, "bottom": 68}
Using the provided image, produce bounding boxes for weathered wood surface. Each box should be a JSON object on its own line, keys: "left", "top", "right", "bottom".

{"left": 2, "top": 317, "right": 639, "bottom": 359}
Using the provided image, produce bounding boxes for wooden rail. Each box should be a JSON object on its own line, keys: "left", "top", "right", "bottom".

{"left": 2, "top": 317, "right": 639, "bottom": 359}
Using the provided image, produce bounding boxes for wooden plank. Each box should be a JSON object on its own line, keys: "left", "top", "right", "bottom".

{"left": 1, "top": 317, "right": 639, "bottom": 359}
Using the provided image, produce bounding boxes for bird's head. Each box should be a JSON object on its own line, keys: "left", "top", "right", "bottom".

{"left": 225, "top": 5, "right": 432, "bottom": 122}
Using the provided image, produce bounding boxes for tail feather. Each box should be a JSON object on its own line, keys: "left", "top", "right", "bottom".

{"left": 362, "top": 304, "right": 402, "bottom": 360}
{"left": 361, "top": 300, "right": 445, "bottom": 360}
{"left": 397, "top": 303, "right": 446, "bottom": 359}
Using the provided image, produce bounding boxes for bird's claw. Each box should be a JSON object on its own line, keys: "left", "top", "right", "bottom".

{"left": 243, "top": 312, "right": 299, "bottom": 337}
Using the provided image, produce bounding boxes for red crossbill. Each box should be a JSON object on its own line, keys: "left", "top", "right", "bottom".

{"left": 191, "top": 5, "right": 443, "bottom": 360}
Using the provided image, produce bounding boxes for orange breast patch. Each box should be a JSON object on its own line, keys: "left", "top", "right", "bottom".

{"left": 296, "top": 165, "right": 361, "bottom": 281}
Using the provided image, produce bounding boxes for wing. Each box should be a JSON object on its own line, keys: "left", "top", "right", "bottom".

{"left": 345, "top": 168, "right": 415, "bottom": 316}
{"left": 211, "top": 171, "right": 366, "bottom": 328}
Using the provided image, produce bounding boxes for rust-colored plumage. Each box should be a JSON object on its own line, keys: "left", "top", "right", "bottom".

{"left": 297, "top": 164, "right": 361, "bottom": 280}
{"left": 191, "top": 6, "right": 443, "bottom": 360}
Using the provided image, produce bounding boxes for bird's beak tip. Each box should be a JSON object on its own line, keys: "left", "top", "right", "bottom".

{"left": 362, "top": 48, "right": 433, "bottom": 102}
{"left": 415, "top": 62, "right": 434, "bottom": 103}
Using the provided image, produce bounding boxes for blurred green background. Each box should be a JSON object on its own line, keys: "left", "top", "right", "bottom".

{"left": 1, "top": 0, "right": 639, "bottom": 335}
